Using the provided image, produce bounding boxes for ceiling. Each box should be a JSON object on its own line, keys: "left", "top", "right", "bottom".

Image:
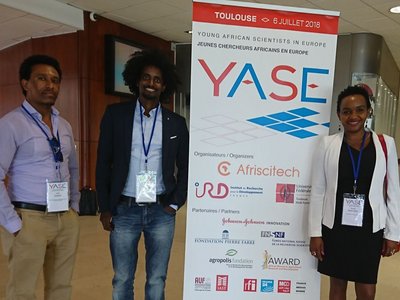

{"left": 2, "top": 0, "right": 400, "bottom": 66}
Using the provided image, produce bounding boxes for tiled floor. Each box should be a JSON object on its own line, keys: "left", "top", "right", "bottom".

{"left": 1, "top": 207, "right": 400, "bottom": 299}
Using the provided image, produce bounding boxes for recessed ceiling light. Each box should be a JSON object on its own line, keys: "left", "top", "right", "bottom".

{"left": 390, "top": 6, "right": 400, "bottom": 13}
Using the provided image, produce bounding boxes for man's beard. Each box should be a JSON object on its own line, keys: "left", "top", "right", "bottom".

{"left": 142, "top": 91, "right": 160, "bottom": 101}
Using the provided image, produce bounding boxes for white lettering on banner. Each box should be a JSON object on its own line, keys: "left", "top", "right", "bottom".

{"left": 272, "top": 18, "right": 322, "bottom": 29}
{"left": 214, "top": 11, "right": 257, "bottom": 23}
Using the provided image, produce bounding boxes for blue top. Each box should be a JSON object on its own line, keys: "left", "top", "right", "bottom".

{"left": 0, "top": 100, "right": 80, "bottom": 233}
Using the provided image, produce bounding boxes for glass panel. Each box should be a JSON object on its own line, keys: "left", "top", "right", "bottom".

{"left": 351, "top": 73, "right": 397, "bottom": 136}
{"left": 351, "top": 72, "right": 378, "bottom": 130}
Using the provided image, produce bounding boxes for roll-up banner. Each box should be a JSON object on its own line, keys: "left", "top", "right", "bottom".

{"left": 184, "top": 0, "right": 339, "bottom": 298}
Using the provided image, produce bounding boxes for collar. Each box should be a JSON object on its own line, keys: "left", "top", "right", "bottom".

{"left": 22, "top": 99, "right": 59, "bottom": 119}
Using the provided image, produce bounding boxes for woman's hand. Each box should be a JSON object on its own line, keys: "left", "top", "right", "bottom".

{"left": 381, "top": 239, "right": 399, "bottom": 257}
{"left": 310, "top": 237, "right": 325, "bottom": 261}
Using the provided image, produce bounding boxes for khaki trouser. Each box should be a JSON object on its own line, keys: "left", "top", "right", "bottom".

{"left": 1, "top": 208, "right": 80, "bottom": 300}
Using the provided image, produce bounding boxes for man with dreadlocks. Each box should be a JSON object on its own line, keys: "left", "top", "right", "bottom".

{"left": 96, "top": 49, "right": 189, "bottom": 300}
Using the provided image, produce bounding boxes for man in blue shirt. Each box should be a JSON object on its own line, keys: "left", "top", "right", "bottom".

{"left": 0, "top": 54, "right": 80, "bottom": 300}
{"left": 96, "top": 49, "right": 189, "bottom": 300}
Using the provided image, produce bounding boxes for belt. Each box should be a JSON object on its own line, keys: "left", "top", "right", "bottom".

{"left": 12, "top": 201, "right": 47, "bottom": 212}
{"left": 12, "top": 201, "right": 68, "bottom": 213}
{"left": 119, "top": 194, "right": 162, "bottom": 206}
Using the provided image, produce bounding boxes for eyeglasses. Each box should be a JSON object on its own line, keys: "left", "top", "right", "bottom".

{"left": 48, "top": 137, "right": 64, "bottom": 162}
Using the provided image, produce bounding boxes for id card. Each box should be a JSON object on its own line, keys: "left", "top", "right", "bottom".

{"left": 342, "top": 193, "right": 365, "bottom": 227}
{"left": 136, "top": 171, "right": 157, "bottom": 203}
{"left": 46, "top": 181, "right": 69, "bottom": 212}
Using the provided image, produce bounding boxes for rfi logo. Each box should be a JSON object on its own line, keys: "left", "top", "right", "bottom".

{"left": 243, "top": 278, "right": 257, "bottom": 292}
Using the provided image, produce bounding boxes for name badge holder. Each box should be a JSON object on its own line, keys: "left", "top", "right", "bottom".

{"left": 136, "top": 171, "right": 157, "bottom": 204}
{"left": 136, "top": 105, "right": 159, "bottom": 204}
{"left": 46, "top": 181, "right": 69, "bottom": 212}
{"left": 341, "top": 132, "right": 367, "bottom": 227}
{"left": 342, "top": 193, "right": 365, "bottom": 227}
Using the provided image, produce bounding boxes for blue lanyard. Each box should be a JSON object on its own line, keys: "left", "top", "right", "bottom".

{"left": 346, "top": 131, "right": 367, "bottom": 194}
{"left": 139, "top": 104, "right": 159, "bottom": 166}
{"left": 21, "top": 104, "right": 61, "bottom": 162}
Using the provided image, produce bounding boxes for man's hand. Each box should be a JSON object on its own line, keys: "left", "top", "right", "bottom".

{"left": 100, "top": 212, "right": 114, "bottom": 231}
{"left": 164, "top": 205, "right": 177, "bottom": 215}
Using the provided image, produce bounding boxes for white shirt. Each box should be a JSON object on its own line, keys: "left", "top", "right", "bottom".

{"left": 122, "top": 101, "right": 165, "bottom": 197}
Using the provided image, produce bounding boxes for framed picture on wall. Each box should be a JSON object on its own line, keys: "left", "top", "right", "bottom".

{"left": 104, "top": 35, "right": 144, "bottom": 97}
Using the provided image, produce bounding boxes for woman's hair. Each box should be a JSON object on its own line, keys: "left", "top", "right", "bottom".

{"left": 122, "top": 49, "right": 180, "bottom": 102}
{"left": 337, "top": 85, "right": 371, "bottom": 113}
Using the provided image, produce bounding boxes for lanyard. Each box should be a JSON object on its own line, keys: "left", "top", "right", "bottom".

{"left": 21, "top": 104, "right": 62, "bottom": 179}
{"left": 346, "top": 131, "right": 367, "bottom": 194}
{"left": 139, "top": 104, "right": 159, "bottom": 168}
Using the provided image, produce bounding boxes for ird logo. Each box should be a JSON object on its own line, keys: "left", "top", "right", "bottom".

{"left": 198, "top": 59, "right": 329, "bottom": 103}
{"left": 195, "top": 182, "right": 229, "bottom": 199}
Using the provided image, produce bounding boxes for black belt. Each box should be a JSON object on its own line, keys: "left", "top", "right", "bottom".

{"left": 119, "top": 194, "right": 162, "bottom": 206}
{"left": 13, "top": 201, "right": 47, "bottom": 212}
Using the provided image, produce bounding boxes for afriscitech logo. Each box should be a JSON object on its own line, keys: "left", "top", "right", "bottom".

{"left": 218, "top": 161, "right": 231, "bottom": 176}
{"left": 217, "top": 160, "right": 300, "bottom": 178}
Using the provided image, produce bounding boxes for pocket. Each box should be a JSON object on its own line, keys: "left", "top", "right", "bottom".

{"left": 161, "top": 205, "right": 177, "bottom": 217}
{"left": 115, "top": 202, "right": 130, "bottom": 216}
{"left": 0, "top": 227, "right": 14, "bottom": 256}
